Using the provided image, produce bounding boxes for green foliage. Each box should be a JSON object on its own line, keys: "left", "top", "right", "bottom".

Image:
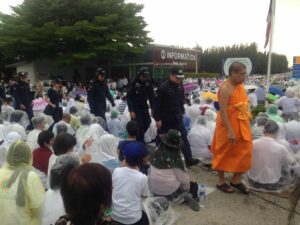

{"left": 251, "top": 104, "right": 266, "bottom": 119}
{"left": 199, "top": 43, "right": 288, "bottom": 74}
{"left": 0, "top": 0, "right": 152, "bottom": 66}
{"left": 185, "top": 72, "right": 220, "bottom": 78}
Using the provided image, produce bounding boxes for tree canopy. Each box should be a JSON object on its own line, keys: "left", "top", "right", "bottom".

{"left": 196, "top": 43, "right": 289, "bottom": 75}
{"left": 0, "top": 0, "right": 152, "bottom": 65}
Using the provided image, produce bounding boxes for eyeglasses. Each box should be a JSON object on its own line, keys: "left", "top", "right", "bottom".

{"left": 235, "top": 71, "right": 247, "bottom": 76}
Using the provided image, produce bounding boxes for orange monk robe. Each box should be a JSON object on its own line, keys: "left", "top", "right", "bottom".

{"left": 211, "top": 84, "right": 253, "bottom": 173}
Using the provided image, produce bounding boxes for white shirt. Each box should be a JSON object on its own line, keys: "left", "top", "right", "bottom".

{"left": 112, "top": 167, "right": 149, "bottom": 224}
{"left": 188, "top": 124, "right": 212, "bottom": 159}
{"left": 248, "top": 137, "right": 296, "bottom": 184}
{"left": 148, "top": 165, "right": 189, "bottom": 196}
{"left": 42, "top": 189, "right": 65, "bottom": 225}
{"left": 276, "top": 96, "right": 300, "bottom": 115}
{"left": 248, "top": 93, "right": 258, "bottom": 108}
{"left": 47, "top": 154, "right": 57, "bottom": 189}
{"left": 26, "top": 129, "right": 42, "bottom": 151}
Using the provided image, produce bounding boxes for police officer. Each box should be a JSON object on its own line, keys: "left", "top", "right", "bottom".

{"left": 127, "top": 67, "right": 154, "bottom": 142}
{"left": 15, "top": 72, "right": 34, "bottom": 129}
{"left": 87, "top": 68, "right": 115, "bottom": 120}
{"left": 153, "top": 67, "right": 199, "bottom": 167}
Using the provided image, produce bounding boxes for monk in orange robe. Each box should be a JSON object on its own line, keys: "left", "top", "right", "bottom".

{"left": 211, "top": 62, "right": 253, "bottom": 194}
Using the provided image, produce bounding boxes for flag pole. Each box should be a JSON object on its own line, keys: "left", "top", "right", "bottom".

{"left": 266, "top": 0, "right": 276, "bottom": 91}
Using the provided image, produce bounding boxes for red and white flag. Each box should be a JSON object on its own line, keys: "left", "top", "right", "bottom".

{"left": 264, "top": 0, "right": 273, "bottom": 48}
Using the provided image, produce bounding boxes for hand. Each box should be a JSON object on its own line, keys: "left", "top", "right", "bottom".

{"left": 130, "top": 112, "right": 136, "bottom": 120}
{"left": 20, "top": 104, "right": 26, "bottom": 110}
{"left": 228, "top": 130, "right": 237, "bottom": 144}
{"left": 156, "top": 120, "right": 162, "bottom": 129}
{"left": 81, "top": 153, "right": 91, "bottom": 164}
{"left": 83, "top": 137, "right": 94, "bottom": 150}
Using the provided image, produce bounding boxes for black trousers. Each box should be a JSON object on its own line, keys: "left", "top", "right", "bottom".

{"left": 25, "top": 107, "right": 34, "bottom": 130}
{"left": 157, "top": 115, "right": 193, "bottom": 161}
{"left": 114, "top": 211, "right": 149, "bottom": 225}
{"left": 134, "top": 108, "right": 151, "bottom": 143}
{"left": 52, "top": 107, "right": 63, "bottom": 123}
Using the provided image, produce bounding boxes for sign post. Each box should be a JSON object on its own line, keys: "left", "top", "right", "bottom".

{"left": 223, "top": 58, "right": 252, "bottom": 76}
{"left": 152, "top": 46, "right": 199, "bottom": 71}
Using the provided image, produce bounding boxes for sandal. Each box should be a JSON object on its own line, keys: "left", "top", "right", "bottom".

{"left": 216, "top": 183, "right": 234, "bottom": 193}
{"left": 230, "top": 182, "right": 250, "bottom": 195}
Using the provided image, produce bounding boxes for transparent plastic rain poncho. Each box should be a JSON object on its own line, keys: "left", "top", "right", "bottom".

{"left": 4, "top": 141, "right": 32, "bottom": 207}
{"left": 245, "top": 136, "right": 299, "bottom": 193}
{"left": 0, "top": 132, "right": 22, "bottom": 167}
{"left": 10, "top": 110, "right": 30, "bottom": 129}
{"left": 188, "top": 116, "right": 213, "bottom": 161}
{"left": 143, "top": 196, "right": 179, "bottom": 225}
{"left": 144, "top": 118, "right": 158, "bottom": 143}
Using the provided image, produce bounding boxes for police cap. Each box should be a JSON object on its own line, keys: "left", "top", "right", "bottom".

{"left": 138, "top": 67, "right": 150, "bottom": 77}
{"left": 18, "top": 72, "right": 28, "bottom": 78}
{"left": 171, "top": 67, "right": 185, "bottom": 79}
{"left": 95, "top": 68, "right": 106, "bottom": 76}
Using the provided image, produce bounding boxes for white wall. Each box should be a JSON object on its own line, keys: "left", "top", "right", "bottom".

{"left": 16, "top": 59, "right": 99, "bottom": 84}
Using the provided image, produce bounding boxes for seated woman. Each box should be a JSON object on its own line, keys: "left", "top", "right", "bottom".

{"left": 42, "top": 154, "right": 80, "bottom": 225}
{"left": 149, "top": 129, "right": 199, "bottom": 211}
{"left": 47, "top": 133, "right": 86, "bottom": 189}
{"left": 266, "top": 104, "right": 285, "bottom": 123}
{"left": 0, "top": 132, "right": 22, "bottom": 167}
{"left": 32, "top": 131, "right": 54, "bottom": 188}
{"left": 0, "top": 141, "right": 45, "bottom": 225}
{"left": 251, "top": 114, "right": 269, "bottom": 140}
{"left": 89, "top": 134, "right": 120, "bottom": 171}
{"left": 6, "top": 110, "right": 29, "bottom": 140}
{"left": 203, "top": 109, "right": 216, "bottom": 135}
{"left": 276, "top": 87, "right": 300, "bottom": 120}
{"left": 107, "top": 110, "right": 125, "bottom": 138}
{"left": 187, "top": 116, "right": 213, "bottom": 164}
{"left": 56, "top": 163, "right": 113, "bottom": 225}
{"left": 247, "top": 120, "right": 298, "bottom": 192}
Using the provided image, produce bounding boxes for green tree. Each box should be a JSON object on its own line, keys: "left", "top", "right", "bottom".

{"left": 0, "top": 0, "right": 152, "bottom": 65}
{"left": 198, "top": 43, "right": 288, "bottom": 75}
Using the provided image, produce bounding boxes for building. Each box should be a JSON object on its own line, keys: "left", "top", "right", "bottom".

{"left": 5, "top": 44, "right": 200, "bottom": 83}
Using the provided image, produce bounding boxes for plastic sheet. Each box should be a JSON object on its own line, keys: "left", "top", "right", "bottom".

{"left": 10, "top": 110, "right": 29, "bottom": 129}
{"left": 143, "top": 196, "right": 179, "bottom": 225}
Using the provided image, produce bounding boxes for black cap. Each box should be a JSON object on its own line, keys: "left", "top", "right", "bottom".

{"left": 138, "top": 67, "right": 150, "bottom": 76}
{"left": 95, "top": 68, "right": 106, "bottom": 76}
{"left": 18, "top": 72, "right": 28, "bottom": 78}
{"left": 54, "top": 79, "right": 62, "bottom": 84}
{"left": 171, "top": 67, "right": 185, "bottom": 79}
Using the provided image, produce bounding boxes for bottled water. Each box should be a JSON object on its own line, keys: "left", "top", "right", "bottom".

{"left": 198, "top": 184, "right": 206, "bottom": 208}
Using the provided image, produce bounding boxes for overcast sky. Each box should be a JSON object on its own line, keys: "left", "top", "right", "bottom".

{"left": 1, "top": 0, "right": 299, "bottom": 65}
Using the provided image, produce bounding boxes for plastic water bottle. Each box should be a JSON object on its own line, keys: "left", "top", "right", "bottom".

{"left": 198, "top": 184, "right": 206, "bottom": 208}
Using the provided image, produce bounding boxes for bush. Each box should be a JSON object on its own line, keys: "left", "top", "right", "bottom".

{"left": 185, "top": 72, "right": 220, "bottom": 78}
{"left": 251, "top": 104, "right": 266, "bottom": 119}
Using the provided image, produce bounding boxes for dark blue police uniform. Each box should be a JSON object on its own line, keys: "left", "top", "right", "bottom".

{"left": 127, "top": 78, "right": 154, "bottom": 142}
{"left": 15, "top": 81, "right": 34, "bottom": 129}
{"left": 153, "top": 79, "right": 193, "bottom": 162}
{"left": 87, "top": 80, "right": 115, "bottom": 120}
